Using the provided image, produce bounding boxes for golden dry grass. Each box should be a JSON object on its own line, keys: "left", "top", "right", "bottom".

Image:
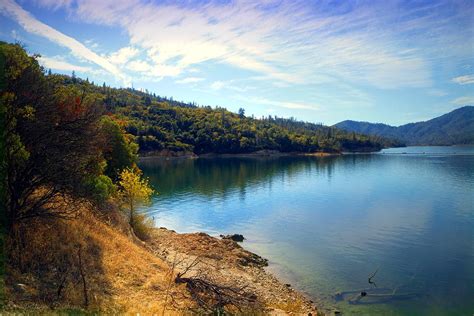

{"left": 5, "top": 202, "right": 194, "bottom": 315}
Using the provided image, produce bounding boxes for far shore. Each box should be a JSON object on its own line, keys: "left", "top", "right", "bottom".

{"left": 139, "top": 145, "right": 474, "bottom": 162}
{"left": 139, "top": 149, "right": 344, "bottom": 160}
{"left": 200, "top": 150, "right": 341, "bottom": 158}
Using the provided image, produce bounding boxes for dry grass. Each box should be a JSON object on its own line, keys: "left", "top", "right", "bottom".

{"left": 130, "top": 212, "right": 155, "bottom": 241}
{"left": 4, "top": 201, "right": 193, "bottom": 314}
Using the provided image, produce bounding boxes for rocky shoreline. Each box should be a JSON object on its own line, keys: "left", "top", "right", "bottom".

{"left": 147, "top": 227, "right": 319, "bottom": 315}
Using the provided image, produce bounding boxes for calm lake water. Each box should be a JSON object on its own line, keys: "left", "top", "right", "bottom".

{"left": 140, "top": 146, "right": 474, "bottom": 315}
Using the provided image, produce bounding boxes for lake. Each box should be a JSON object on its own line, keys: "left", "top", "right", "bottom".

{"left": 139, "top": 146, "right": 474, "bottom": 315}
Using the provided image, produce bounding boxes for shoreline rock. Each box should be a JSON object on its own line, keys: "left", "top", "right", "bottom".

{"left": 220, "top": 233, "right": 245, "bottom": 242}
{"left": 147, "top": 228, "right": 318, "bottom": 314}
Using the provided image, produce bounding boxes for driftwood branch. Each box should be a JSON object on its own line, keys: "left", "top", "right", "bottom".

{"left": 173, "top": 256, "right": 260, "bottom": 313}
{"left": 368, "top": 268, "right": 379, "bottom": 288}
{"left": 175, "top": 276, "right": 258, "bottom": 312}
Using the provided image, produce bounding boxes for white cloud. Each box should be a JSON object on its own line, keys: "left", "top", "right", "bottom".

{"left": 108, "top": 46, "right": 139, "bottom": 65}
{"left": 279, "top": 101, "right": 319, "bottom": 110}
{"left": 127, "top": 60, "right": 151, "bottom": 72}
{"left": 451, "top": 96, "right": 474, "bottom": 105}
{"left": 55, "top": 0, "right": 470, "bottom": 89}
{"left": 84, "top": 39, "right": 99, "bottom": 49}
{"left": 210, "top": 81, "right": 225, "bottom": 91}
{"left": 6, "top": 0, "right": 473, "bottom": 93}
{"left": 204, "top": 78, "right": 255, "bottom": 93}
{"left": 250, "top": 97, "right": 319, "bottom": 111}
{"left": 0, "top": 0, "right": 129, "bottom": 85}
{"left": 175, "top": 77, "right": 205, "bottom": 84}
{"left": 127, "top": 58, "right": 182, "bottom": 77}
{"left": 187, "top": 67, "right": 200, "bottom": 73}
{"left": 452, "top": 75, "right": 474, "bottom": 85}
{"left": 35, "top": 0, "right": 73, "bottom": 10}
{"left": 38, "top": 56, "right": 93, "bottom": 72}
{"left": 428, "top": 89, "right": 448, "bottom": 97}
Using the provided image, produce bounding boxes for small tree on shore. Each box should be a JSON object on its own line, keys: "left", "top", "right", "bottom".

{"left": 117, "top": 168, "right": 154, "bottom": 235}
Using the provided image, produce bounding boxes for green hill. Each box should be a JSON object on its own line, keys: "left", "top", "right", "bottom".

{"left": 50, "top": 74, "right": 397, "bottom": 154}
{"left": 334, "top": 106, "right": 474, "bottom": 145}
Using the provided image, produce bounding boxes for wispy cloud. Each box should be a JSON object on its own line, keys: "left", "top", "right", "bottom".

{"left": 107, "top": 46, "right": 139, "bottom": 65}
{"left": 428, "top": 89, "right": 448, "bottom": 97}
{"left": 451, "top": 96, "right": 474, "bottom": 105}
{"left": 34, "top": 0, "right": 73, "bottom": 11}
{"left": 84, "top": 39, "right": 99, "bottom": 49}
{"left": 38, "top": 55, "right": 92, "bottom": 72}
{"left": 210, "top": 81, "right": 225, "bottom": 91}
{"left": 127, "top": 60, "right": 151, "bottom": 73}
{"left": 248, "top": 97, "right": 319, "bottom": 111}
{"left": 0, "top": 0, "right": 129, "bottom": 85}
{"left": 452, "top": 75, "right": 474, "bottom": 85}
{"left": 39, "top": 0, "right": 472, "bottom": 89}
{"left": 207, "top": 79, "right": 255, "bottom": 93}
{"left": 175, "top": 77, "right": 205, "bottom": 84}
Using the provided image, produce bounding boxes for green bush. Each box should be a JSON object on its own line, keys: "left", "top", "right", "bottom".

{"left": 87, "top": 175, "right": 116, "bottom": 203}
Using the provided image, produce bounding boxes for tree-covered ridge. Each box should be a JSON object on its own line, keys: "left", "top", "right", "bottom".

{"left": 52, "top": 75, "right": 399, "bottom": 155}
{"left": 334, "top": 106, "right": 474, "bottom": 146}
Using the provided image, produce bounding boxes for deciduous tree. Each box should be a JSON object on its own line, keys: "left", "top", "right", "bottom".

{"left": 117, "top": 168, "right": 154, "bottom": 229}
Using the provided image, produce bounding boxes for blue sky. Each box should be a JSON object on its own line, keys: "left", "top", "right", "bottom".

{"left": 1, "top": 0, "right": 473, "bottom": 125}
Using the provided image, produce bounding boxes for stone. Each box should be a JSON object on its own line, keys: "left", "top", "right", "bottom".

{"left": 221, "top": 234, "right": 245, "bottom": 242}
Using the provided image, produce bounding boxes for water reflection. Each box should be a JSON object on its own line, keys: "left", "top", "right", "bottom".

{"left": 139, "top": 149, "right": 474, "bottom": 315}
{"left": 140, "top": 156, "right": 344, "bottom": 198}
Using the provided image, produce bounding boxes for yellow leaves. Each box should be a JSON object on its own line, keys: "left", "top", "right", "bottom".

{"left": 117, "top": 168, "right": 155, "bottom": 238}
{"left": 117, "top": 167, "right": 154, "bottom": 208}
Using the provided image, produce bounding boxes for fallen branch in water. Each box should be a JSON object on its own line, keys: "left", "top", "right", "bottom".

{"left": 368, "top": 268, "right": 379, "bottom": 288}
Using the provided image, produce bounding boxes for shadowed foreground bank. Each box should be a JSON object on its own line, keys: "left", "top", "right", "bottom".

{"left": 3, "top": 198, "right": 318, "bottom": 315}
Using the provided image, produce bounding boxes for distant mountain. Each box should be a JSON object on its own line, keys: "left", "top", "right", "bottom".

{"left": 334, "top": 106, "right": 474, "bottom": 146}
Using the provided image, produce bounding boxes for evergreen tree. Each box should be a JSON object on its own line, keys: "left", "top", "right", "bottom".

{"left": 238, "top": 107, "right": 245, "bottom": 118}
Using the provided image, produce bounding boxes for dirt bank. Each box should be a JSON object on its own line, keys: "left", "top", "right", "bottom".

{"left": 148, "top": 228, "right": 319, "bottom": 315}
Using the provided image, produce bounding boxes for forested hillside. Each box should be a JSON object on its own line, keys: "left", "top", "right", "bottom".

{"left": 335, "top": 106, "right": 474, "bottom": 145}
{"left": 50, "top": 75, "right": 398, "bottom": 155}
